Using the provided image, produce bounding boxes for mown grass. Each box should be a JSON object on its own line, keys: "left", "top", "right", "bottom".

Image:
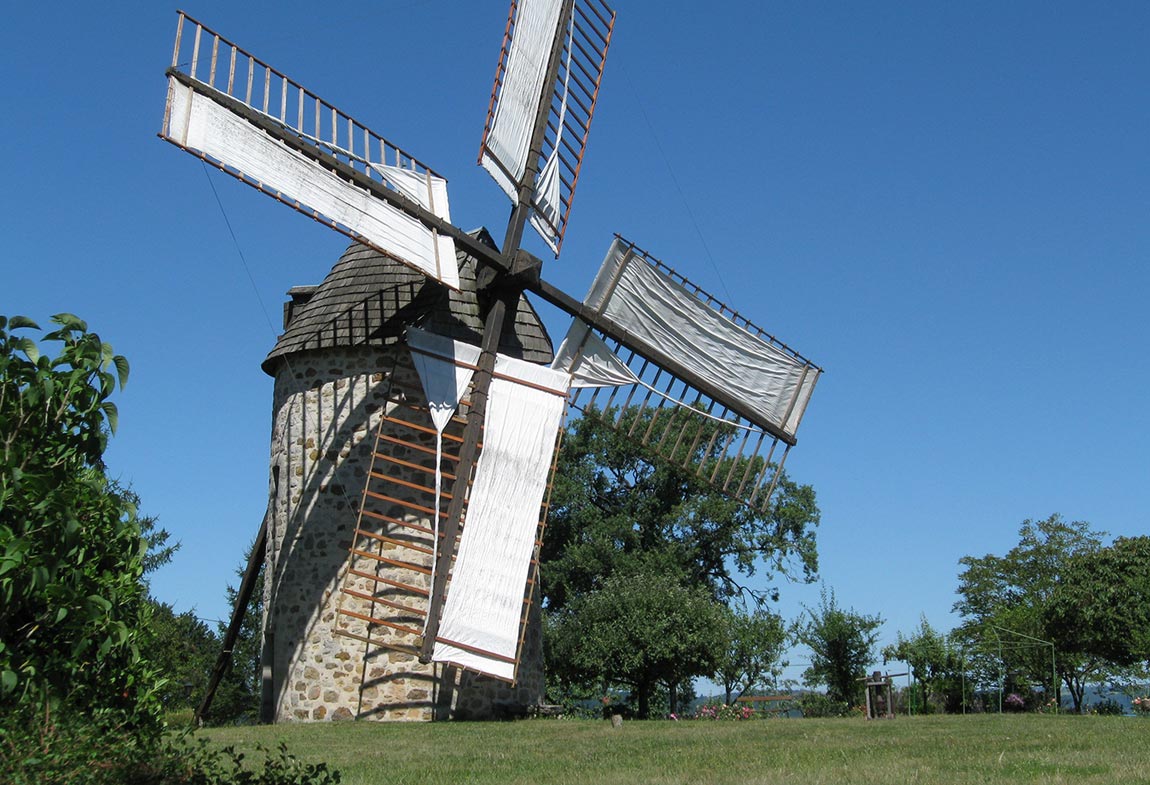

{"left": 199, "top": 714, "right": 1149, "bottom": 785}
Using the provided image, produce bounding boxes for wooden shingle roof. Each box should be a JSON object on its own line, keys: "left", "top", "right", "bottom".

{"left": 262, "top": 229, "right": 554, "bottom": 375}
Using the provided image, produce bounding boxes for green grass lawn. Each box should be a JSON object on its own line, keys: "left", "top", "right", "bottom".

{"left": 197, "top": 714, "right": 1150, "bottom": 785}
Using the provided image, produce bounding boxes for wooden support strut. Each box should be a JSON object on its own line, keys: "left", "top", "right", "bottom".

{"left": 195, "top": 514, "right": 267, "bottom": 725}
{"left": 419, "top": 0, "right": 575, "bottom": 665}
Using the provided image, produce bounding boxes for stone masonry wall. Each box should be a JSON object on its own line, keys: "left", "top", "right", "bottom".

{"left": 263, "top": 344, "right": 544, "bottom": 721}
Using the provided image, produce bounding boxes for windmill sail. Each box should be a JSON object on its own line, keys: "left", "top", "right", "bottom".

{"left": 479, "top": 0, "right": 616, "bottom": 255}
{"left": 161, "top": 13, "right": 459, "bottom": 289}
{"left": 350, "top": 330, "right": 567, "bottom": 682}
{"left": 552, "top": 236, "right": 822, "bottom": 513}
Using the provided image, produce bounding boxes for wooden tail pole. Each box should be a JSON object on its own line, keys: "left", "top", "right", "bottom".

{"left": 195, "top": 517, "right": 268, "bottom": 725}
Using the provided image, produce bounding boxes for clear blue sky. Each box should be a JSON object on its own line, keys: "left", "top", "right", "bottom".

{"left": 3, "top": 2, "right": 1147, "bottom": 681}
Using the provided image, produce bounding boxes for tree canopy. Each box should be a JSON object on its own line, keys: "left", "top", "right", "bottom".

{"left": 541, "top": 407, "right": 820, "bottom": 715}
{"left": 1046, "top": 535, "right": 1150, "bottom": 669}
{"left": 882, "top": 616, "right": 967, "bottom": 713}
{"left": 545, "top": 568, "right": 725, "bottom": 718}
{"left": 541, "top": 407, "right": 820, "bottom": 611}
{"left": 711, "top": 606, "right": 788, "bottom": 705}
{"left": 953, "top": 514, "right": 1108, "bottom": 712}
{"left": 0, "top": 314, "right": 161, "bottom": 725}
{"left": 793, "top": 586, "right": 883, "bottom": 707}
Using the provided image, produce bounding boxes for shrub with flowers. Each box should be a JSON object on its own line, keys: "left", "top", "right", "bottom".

{"left": 1004, "top": 692, "right": 1026, "bottom": 712}
{"left": 692, "top": 701, "right": 758, "bottom": 720}
{"left": 1133, "top": 696, "right": 1150, "bottom": 716}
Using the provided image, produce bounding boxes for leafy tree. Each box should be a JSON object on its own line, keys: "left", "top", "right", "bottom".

{"left": 148, "top": 602, "right": 218, "bottom": 714}
{"left": 793, "top": 586, "right": 883, "bottom": 707}
{"left": 138, "top": 503, "right": 179, "bottom": 579}
{"left": 546, "top": 567, "right": 726, "bottom": 718}
{"left": 953, "top": 514, "right": 1107, "bottom": 712}
{"left": 542, "top": 406, "right": 820, "bottom": 611}
{"left": 0, "top": 314, "right": 162, "bottom": 726}
{"left": 1046, "top": 536, "right": 1150, "bottom": 669}
{"left": 0, "top": 314, "right": 174, "bottom": 783}
{"left": 882, "top": 616, "right": 968, "bottom": 713}
{"left": 712, "top": 606, "right": 788, "bottom": 704}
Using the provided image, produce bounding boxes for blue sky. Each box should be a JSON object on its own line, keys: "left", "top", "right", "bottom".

{"left": 3, "top": 1, "right": 1147, "bottom": 681}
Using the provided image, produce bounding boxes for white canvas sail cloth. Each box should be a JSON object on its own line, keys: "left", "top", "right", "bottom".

{"left": 480, "top": 0, "right": 565, "bottom": 201}
{"left": 369, "top": 164, "right": 458, "bottom": 287}
{"left": 164, "top": 77, "right": 460, "bottom": 289}
{"left": 431, "top": 351, "right": 570, "bottom": 681}
{"left": 551, "top": 318, "right": 638, "bottom": 388}
{"left": 552, "top": 319, "right": 765, "bottom": 433}
{"left": 406, "top": 328, "right": 478, "bottom": 618}
{"left": 581, "top": 238, "right": 820, "bottom": 438}
{"left": 527, "top": 10, "right": 575, "bottom": 254}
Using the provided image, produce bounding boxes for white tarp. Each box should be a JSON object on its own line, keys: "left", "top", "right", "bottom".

{"left": 583, "top": 238, "right": 819, "bottom": 438}
{"left": 481, "top": 0, "right": 564, "bottom": 203}
{"left": 406, "top": 328, "right": 478, "bottom": 610}
{"left": 551, "top": 319, "right": 638, "bottom": 388}
{"left": 369, "top": 164, "right": 457, "bottom": 282}
{"left": 431, "top": 348, "right": 569, "bottom": 681}
{"left": 527, "top": 11, "right": 574, "bottom": 254}
{"left": 165, "top": 77, "right": 460, "bottom": 289}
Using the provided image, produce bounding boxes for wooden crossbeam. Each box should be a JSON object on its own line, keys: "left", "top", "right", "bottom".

{"left": 340, "top": 587, "right": 426, "bottom": 617}
{"left": 352, "top": 528, "right": 434, "bottom": 556}
{"left": 338, "top": 608, "right": 424, "bottom": 638}
{"left": 363, "top": 490, "right": 445, "bottom": 520}
{"left": 333, "top": 628, "right": 420, "bottom": 656}
{"left": 347, "top": 568, "right": 429, "bottom": 598}
{"left": 359, "top": 509, "right": 434, "bottom": 536}
{"left": 350, "top": 547, "right": 432, "bottom": 576}
{"left": 372, "top": 454, "right": 457, "bottom": 482}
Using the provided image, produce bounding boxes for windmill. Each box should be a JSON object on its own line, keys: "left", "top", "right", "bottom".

{"left": 160, "top": 1, "right": 821, "bottom": 723}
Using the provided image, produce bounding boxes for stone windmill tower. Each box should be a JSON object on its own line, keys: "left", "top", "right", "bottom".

{"left": 259, "top": 235, "right": 553, "bottom": 721}
{"left": 161, "top": 1, "right": 822, "bottom": 726}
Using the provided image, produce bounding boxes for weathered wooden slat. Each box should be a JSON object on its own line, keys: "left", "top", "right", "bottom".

{"left": 352, "top": 528, "right": 433, "bottom": 556}
{"left": 375, "top": 437, "right": 460, "bottom": 461}
{"left": 350, "top": 547, "right": 432, "bottom": 575}
{"left": 335, "top": 608, "right": 423, "bottom": 638}
{"left": 359, "top": 509, "right": 434, "bottom": 536}
{"left": 372, "top": 453, "right": 457, "bottom": 481}
{"left": 340, "top": 587, "right": 426, "bottom": 617}
{"left": 333, "top": 628, "right": 420, "bottom": 656}
{"left": 370, "top": 471, "right": 451, "bottom": 502}
{"left": 380, "top": 413, "right": 468, "bottom": 444}
{"left": 347, "top": 568, "right": 429, "bottom": 598}
{"left": 363, "top": 489, "right": 444, "bottom": 519}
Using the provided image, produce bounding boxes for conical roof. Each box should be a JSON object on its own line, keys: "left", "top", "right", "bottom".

{"left": 262, "top": 229, "right": 554, "bottom": 375}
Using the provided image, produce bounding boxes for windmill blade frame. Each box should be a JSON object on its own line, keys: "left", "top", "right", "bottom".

{"left": 479, "top": 0, "right": 616, "bottom": 255}
{"left": 161, "top": 12, "right": 462, "bottom": 289}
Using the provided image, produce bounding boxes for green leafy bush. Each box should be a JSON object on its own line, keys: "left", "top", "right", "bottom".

{"left": 797, "top": 692, "right": 850, "bottom": 718}
{"left": 1, "top": 314, "right": 162, "bottom": 729}
{"left": 0, "top": 706, "right": 340, "bottom": 784}
{"left": 0, "top": 315, "right": 339, "bottom": 783}
{"left": 154, "top": 739, "right": 342, "bottom": 785}
{"left": 1091, "top": 697, "right": 1124, "bottom": 716}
